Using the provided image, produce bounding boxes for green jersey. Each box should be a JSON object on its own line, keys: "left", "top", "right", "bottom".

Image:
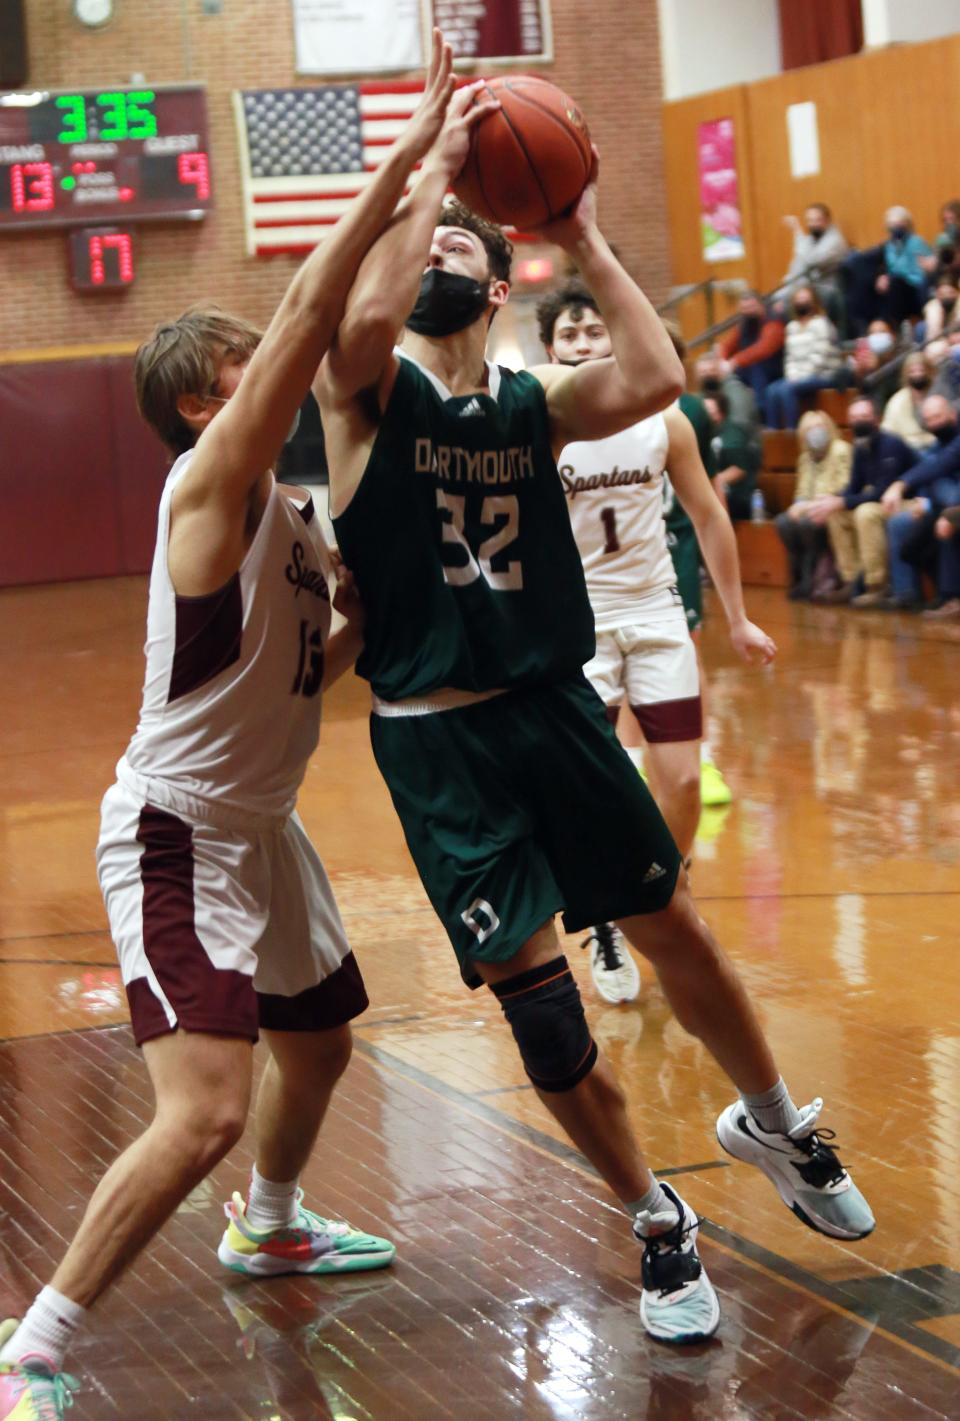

{"left": 333, "top": 353, "right": 595, "bottom": 701}
{"left": 663, "top": 392, "right": 714, "bottom": 536}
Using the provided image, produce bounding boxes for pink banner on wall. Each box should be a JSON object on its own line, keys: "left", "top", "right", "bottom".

{"left": 698, "top": 118, "right": 745, "bottom": 263}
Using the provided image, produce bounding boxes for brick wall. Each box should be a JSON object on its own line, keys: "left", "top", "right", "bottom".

{"left": 1, "top": 0, "right": 670, "bottom": 353}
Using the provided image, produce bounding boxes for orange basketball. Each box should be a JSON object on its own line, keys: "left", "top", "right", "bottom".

{"left": 453, "top": 76, "right": 592, "bottom": 230}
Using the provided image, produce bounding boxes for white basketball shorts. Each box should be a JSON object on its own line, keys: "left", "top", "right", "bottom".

{"left": 584, "top": 586, "right": 703, "bottom": 742}
{"left": 96, "top": 769, "right": 366, "bottom": 1046}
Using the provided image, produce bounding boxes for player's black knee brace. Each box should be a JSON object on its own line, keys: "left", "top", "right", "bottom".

{"left": 489, "top": 956, "right": 597, "bottom": 1093}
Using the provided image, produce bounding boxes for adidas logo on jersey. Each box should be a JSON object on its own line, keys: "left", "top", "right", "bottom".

{"left": 642, "top": 862, "right": 666, "bottom": 883}
{"left": 458, "top": 398, "right": 484, "bottom": 418}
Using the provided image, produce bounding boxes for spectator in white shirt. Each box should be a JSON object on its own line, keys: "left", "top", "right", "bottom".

{"left": 762, "top": 286, "right": 845, "bottom": 429}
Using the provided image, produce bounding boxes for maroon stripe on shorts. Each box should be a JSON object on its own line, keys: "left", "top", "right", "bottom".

{"left": 125, "top": 976, "right": 172, "bottom": 1046}
{"left": 136, "top": 805, "right": 259, "bottom": 1042}
{"left": 256, "top": 951, "right": 369, "bottom": 1032}
{"left": 631, "top": 695, "right": 703, "bottom": 744}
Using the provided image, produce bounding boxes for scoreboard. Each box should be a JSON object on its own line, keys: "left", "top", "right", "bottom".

{"left": 0, "top": 84, "right": 211, "bottom": 231}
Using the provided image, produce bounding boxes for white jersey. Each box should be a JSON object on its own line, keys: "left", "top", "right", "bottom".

{"left": 559, "top": 413, "right": 676, "bottom": 631}
{"left": 123, "top": 450, "right": 333, "bottom": 820}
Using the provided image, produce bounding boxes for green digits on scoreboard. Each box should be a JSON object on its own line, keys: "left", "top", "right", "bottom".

{"left": 55, "top": 91, "right": 157, "bottom": 144}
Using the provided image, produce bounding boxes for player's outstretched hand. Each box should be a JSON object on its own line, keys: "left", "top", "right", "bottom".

{"left": 423, "top": 79, "right": 500, "bottom": 183}
{"left": 531, "top": 145, "right": 600, "bottom": 249}
{"left": 730, "top": 618, "right": 777, "bottom": 666}
{"left": 400, "top": 30, "right": 457, "bottom": 163}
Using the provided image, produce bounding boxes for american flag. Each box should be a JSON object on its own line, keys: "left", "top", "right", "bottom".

{"left": 234, "top": 82, "right": 424, "bottom": 258}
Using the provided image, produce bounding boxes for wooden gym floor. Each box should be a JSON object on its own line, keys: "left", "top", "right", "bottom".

{"left": 1, "top": 577, "right": 959, "bottom": 1419}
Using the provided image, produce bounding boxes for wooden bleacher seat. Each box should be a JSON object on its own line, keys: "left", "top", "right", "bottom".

{"left": 814, "top": 389, "right": 851, "bottom": 427}
{"left": 761, "top": 430, "right": 798, "bottom": 471}
{"left": 760, "top": 429, "right": 797, "bottom": 512}
{"left": 758, "top": 470, "right": 795, "bottom": 514}
{"left": 734, "top": 521, "right": 789, "bottom": 588}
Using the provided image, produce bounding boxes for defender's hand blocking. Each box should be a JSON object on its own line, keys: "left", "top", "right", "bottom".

{"left": 730, "top": 618, "right": 777, "bottom": 666}
{"left": 399, "top": 30, "right": 457, "bottom": 164}
{"left": 423, "top": 81, "right": 501, "bottom": 184}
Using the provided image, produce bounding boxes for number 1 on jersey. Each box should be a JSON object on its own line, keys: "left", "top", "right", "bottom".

{"left": 600, "top": 506, "right": 620, "bottom": 554}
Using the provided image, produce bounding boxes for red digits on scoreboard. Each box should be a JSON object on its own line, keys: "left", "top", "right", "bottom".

{"left": 178, "top": 151, "right": 210, "bottom": 201}
{"left": 11, "top": 162, "right": 55, "bottom": 213}
{"left": 88, "top": 232, "right": 134, "bottom": 285}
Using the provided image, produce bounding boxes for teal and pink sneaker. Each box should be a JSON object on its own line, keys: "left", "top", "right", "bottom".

{"left": 0, "top": 1340, "right": 78, "bottom": 1420}
{"left": 217, "top": 1190, "right": 396, "bottom": 1277}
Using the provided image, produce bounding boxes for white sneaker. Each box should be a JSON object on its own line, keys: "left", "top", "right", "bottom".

{"left": 581, "top": 924, "right": 640, "bottom": 1004}
{"left": 716, "top": 1098, "right": 876, "bottom": 1241}
{"left": 634, "top": 1183, "right": 720, "bottom": 1344}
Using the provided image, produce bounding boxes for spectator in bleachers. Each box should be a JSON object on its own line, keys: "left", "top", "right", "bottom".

{"left": 881, "top": 393, "right": 960, "bottom": 618}
{"left": 693, "top": 351, "right": 760, "bottom": 435}
{"left": 849, "top": 319, "right": 902, "bottom": 411}
{"left": 926, "top": 199, "right": 960, "bottom": 281}
{"left": 929, "top": 507, "right": 960, "bottom": 619}
{"left": 881, "top": 352, "right": 937, "bottom": 452}
{"left": 806, "top": 396, "right": 917, "bottom": 606}
{"left": 703, "top": 391, "right": 761, "bottom": 521}
{"left": 921, "top": 276, "right": 960, "bottom": 360}
{"left": 875, "top": 208, "right": 932, "bottom": 323}
{"left": 716, "top": 290, "right": 784, "bottom": 404}
{"left": 762, "top": 285, "right": 846, "bottom": 429}
{"left": 844, "top": 207, "right": 932, "bottom": 333}
{"left": 774, "top": 410, "right": 852, "bottom": 600}
{"left": 780, "top": 203, "right": 849, "bottom": 316}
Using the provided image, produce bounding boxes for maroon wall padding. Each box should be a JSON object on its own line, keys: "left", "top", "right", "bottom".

{"left": 0, "top": 357, "right": 169, "bottom": 588}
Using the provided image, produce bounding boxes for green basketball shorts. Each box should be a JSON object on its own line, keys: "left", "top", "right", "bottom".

{"left": 667, "top": 524, "right": 703, "bottom": 633}
{"left": 369, "top": 676, "right": 681, "bottom": 985}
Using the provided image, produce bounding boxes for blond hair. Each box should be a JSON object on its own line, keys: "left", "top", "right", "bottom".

{"left": 134, "top": 306, "right": 262, "bottom": 455}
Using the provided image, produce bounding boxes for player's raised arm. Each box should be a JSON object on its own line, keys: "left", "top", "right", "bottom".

{"left": 529, "top": 155, "right": 684, "bottom": 451}
{"left": 178, "top": 31, "right": 457, "bottom": 513}
{"left": 316, "top": 81, "right": 500, "bottom": 405}
{"left": 664, "top": 407, "right": 776, "bottom": 666}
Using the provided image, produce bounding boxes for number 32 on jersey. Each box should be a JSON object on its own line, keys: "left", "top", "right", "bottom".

{"left": 437, "top": 491, "right": 523, "bottom": 591}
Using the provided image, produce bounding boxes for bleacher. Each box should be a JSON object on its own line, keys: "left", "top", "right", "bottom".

{"left": 736, "top": 391, "right": 851, "bottom": 587}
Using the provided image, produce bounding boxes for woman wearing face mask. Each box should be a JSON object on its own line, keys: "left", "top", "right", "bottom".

{"left": 848, "top": 320, "right": 901, "bottom": 410}
{"left": 880, "top": 354, "right": 937, "bottom": 451}
{"left": 774, "top": 411, "right": 852, "bottom": 599}
{"left": 921, "top": 278, "right": 960, "bottom": 362}
{"left": 762, "top": 286, "right": 845, "bottom": 430}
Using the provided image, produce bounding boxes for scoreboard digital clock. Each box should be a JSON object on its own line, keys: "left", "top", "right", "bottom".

{"left": 0, "top": 84, "right": 212, "bottom": 231}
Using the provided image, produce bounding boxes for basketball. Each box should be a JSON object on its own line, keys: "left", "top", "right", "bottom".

{"left": 453, "top": 76, "right": 593, "bottom": 229}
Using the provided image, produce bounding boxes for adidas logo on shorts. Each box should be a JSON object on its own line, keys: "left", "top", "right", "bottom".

{"left": 643, "top": 862, "right": 666, "bottom": 883}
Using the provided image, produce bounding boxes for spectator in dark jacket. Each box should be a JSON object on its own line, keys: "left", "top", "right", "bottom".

{"left": 807, "top": 396, "right": 917, "bottom": 605}
{"left": 717, "top": 291, "right": 785, "bottom": 403}
{"left": 881, "top": 394, "right": 960, "bottom": 617}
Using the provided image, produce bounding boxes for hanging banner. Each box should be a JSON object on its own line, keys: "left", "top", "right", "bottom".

{"left": 431, "top": 0, "right": 553, "bottom": 63}
{"left": 293, "top": 0, "right": 424, "bottom": 76}
{"left": 698, "top": 117, "right": 745, "bottom": 263}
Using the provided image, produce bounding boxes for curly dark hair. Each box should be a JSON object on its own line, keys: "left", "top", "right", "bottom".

{"left": 534, "top": 280, "right": 600, "bottom": 350}
{"left": 437, "top": 198, "right": 514, "bottom": 284}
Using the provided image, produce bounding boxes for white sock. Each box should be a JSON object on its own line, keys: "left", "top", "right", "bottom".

{"left": 624, "top": 746, "right": 644, "bottom": 770}
{"left": 0, "top": 1286, "right": 85, "bottom": 1370}
{"left": 741, "top": 1077, "right": 803, "bottom": 1135}
{"left": 700, "top": 741, "right": 714, "bottom": 765}
{"left": 245, "top": 1166, "right": 299, "bottom": 1231}
{"left": 625, "top": 1178, "right": 677, "bottom": 1235}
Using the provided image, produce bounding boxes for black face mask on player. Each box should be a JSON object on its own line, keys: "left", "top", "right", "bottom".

{"left": 406, "top": 268, "right": 491, "bottom": 337}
